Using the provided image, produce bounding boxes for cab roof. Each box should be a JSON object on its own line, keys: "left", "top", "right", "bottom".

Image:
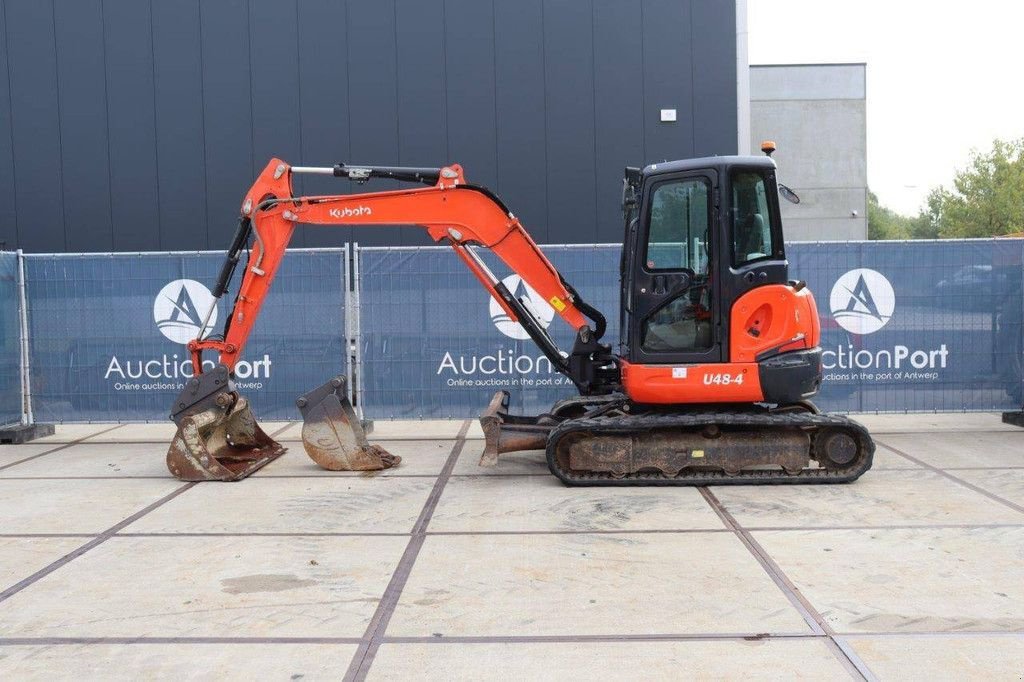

{"left": 642, "top": 155, "right": 776, "bottom": 177}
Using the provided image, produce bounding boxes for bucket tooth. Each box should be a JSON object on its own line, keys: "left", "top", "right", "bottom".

{"left": 296, "top": 375, "right": 399, "bottom": 471}
{"left": 166, "top": 365, "right": 285, "bottom": 481}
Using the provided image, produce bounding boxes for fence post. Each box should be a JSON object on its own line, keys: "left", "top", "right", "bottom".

{"left": 16, "top": 250, "right": 33, "bottom": 425}
{"left": 352, "top": 243, "right": 364, "bottom": 421}
{"left": 342, "top": 243, "right": 353, "bottom": 409}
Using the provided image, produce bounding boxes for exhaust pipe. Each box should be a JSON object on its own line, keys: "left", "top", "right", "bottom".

{"left": 167, "top": 365, "right": 286, "bottom": 481}
{"left": 296, "top": 375, "right": 399, "bottom": 471}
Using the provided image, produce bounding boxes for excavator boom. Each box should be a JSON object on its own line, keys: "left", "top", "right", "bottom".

{"left": 168, "top": 159, "right": 614, "bottom": 480}
{"left": 189, "top": 159, "right": 607, "bottom": 387}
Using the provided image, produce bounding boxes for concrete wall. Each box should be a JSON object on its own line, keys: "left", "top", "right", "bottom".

{"left": 749, "top": 64, "right": 867, "bottom": 241}
{"left": 0, "top": 0, "right": 738, "bottom": 252}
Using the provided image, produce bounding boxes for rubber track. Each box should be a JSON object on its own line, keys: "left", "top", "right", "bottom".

{"left": 546, "top": 411, "right": 875, "bottom": 487}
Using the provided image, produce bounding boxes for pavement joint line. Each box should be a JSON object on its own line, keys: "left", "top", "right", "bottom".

{"left": 13, "top": 467, "right": 1020, "bottom": 481}
{"left": 0, "top": 637, "right": 366, "bottom": 646}
{"left": 741, "top": 522, "right": 1024, "bottom": 531}
{"left": 71, "top": 435, "right": 478, "bottom": 445}
{"left": 0, "top": 476, "right": 172, "bottom": 480}
{"left": 0, "top": 482, "right": 196, "bottom": 604}
{"left": 0, "top": 534, "right": 98, "bottom": 538}
{"left": 448, "top": 472, "right": 550, "bottom": 476}
{"left": 837, "top": 631, "right": 1024, "bottom": 638}
{"left": 4, "top": 630, "right": 1022, "bottom": 648}
{"left": 851, "top": 427, "right": 1024, "bottom": 435}
{"left": 833, "top": 636, "right": 881, "bottom": 681}
{"left": 0, "top": 473, "right": 552, "bottom": 480}
{"left": 113, "top": 532, "right": 413, "bottom": 537}
{"left": 876, "top": 439, "right": 1024, "bottom": 515}
{"left": 10, "top": 520, "right": 1024, "bottom": 541}
{"left": 698, "top": 487, "right": 872, "bottom": 681}
{"left": 111, "top": 529, "right": 735, "bottom": 538}
{"left": 697, "top": 488, "right": 826, "bottom": 636}
{"left": 345, "top": 419, "right": 472, "bottom": 682}
{"left": 268, "top": 422, "right": 297, "bottom": 438}
{"left": 379, "top": 632, "right": 821, "bottom": 644}
{"left": 76, "top": 424, "right": 131, "bottom": 442}
{"left": 941, "top": 466, "right": 1024, "bottom": 470}
{"left": 0, "top": 424, "right": 125, "bottom": 471}
{"left": 259, "top": 474, "right": 442, "bottom": 479}
{"left": 424, "top": 528, "right": 734, "bottom": 536}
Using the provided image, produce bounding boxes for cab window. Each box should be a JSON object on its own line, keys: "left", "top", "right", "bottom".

{"left": 731, "top": 171, "right": 777, "bottom": 266}
{"left": 641, "top": 177, "right": 713, "bottom": 353}
{"left": 644, "top": 178, "right": 710, "bottom": 273}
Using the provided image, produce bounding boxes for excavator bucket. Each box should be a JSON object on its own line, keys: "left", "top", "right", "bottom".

{"left": 296, "top": 375, "right": 400, "bottom": 471}
{"left": 167, "top": 366, "right": 286, "bottom": 481}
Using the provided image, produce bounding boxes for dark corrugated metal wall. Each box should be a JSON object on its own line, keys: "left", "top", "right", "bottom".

{"left": 0, "top": 0, "right": 736, "bottom": 252}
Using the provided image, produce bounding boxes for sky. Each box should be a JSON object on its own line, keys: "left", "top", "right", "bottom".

{"left": 747, "top": 0, "right": 1024, "bottom": 215}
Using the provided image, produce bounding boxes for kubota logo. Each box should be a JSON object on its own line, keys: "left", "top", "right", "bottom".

{"left": 153, "top": 279, "right": 217, "bottom": 344}
{"left": 328, "top": 206, "right": 372, "bottom": 218}
{"left": 489, "top": 274, "right": 555, "bottom": 340}
{"left": 829, "top": 268, "right": 895, "bottom": 335}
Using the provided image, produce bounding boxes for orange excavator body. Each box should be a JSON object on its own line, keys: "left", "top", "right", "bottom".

{"left": 167, "top": 157, "right": 873, "bottom": 486}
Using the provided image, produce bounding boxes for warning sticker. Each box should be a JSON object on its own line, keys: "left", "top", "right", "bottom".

{"left": 548, "top": 296, "right": 567, "bottom": 312}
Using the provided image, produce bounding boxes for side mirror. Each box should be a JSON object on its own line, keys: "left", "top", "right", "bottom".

{"left": 621, "top": 178, "right": 637, "bottom": 210}
{"left": 779, "top": 183, "right": 800, "bottom": 204}
{"left": 621, "top": 166, "right": 641, "bottom": 212}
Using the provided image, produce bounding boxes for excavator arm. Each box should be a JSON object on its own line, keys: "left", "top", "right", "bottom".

{"left": 166, "top": 157, "right": 617, "bottom": 482}
{"left": 189, "top": 158, "right": 609, "bottom": 389}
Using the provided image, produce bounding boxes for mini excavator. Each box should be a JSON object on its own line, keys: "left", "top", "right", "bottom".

{"left": 166, "top": 144, "right": 874, "bottom": 485}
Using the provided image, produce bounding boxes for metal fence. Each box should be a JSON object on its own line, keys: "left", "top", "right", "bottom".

{"left": 788, "top": 239, "right": 1023, "bottom": 413}
{"left": 23, "top": 248, "right": 348, "bottom": 422}
{"left": 356, "top": 239, "right": 1024, "bottom": 418}
{"left": 356, "top": 245, "right": 620, "bottom": 419}
{"left": 5, "top": 239, "right": 1023, "bottom": 423}
{"left": 0, "top": 252, "right": 24, "bottom": 427}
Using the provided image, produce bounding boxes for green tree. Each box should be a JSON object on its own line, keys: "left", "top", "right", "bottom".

{"left": 867, "top": 190, "right": 910, "bottom": 240}
{"left": 907, "top": 188, "right": 943, "bottom": 239}
{"left": 932, "top": 138, "right": 1024, "bottom": 237}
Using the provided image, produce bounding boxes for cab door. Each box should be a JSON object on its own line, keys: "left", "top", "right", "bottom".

{"left": 628, "top": 171, "right": 722, "bottom": 365}
{"left": 719, "top": 168, "right": 788, "bottom": 312}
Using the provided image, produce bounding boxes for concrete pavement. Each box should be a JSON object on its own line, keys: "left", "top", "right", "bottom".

{"left": 0, "top": 413, "right": 1021, "bottom": 680}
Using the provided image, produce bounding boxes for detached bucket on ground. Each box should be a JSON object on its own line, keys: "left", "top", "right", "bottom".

{"left": 296, "top": 375, "right": 399, "bottom": 471}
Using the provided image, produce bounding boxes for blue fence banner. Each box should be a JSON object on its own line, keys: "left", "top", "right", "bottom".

{"left": 357, "top": 240, "right": 1024, "bottom": 419}
{"left": 12, "top": 239, "right": 1023, "bottom": 423}
{"left": 25, "top": 249, "right": 348, "bottom": 422}
{"left": 0, "top": 252, "right": 22, "bottom": 427}
{"left": 357, "top": 245, "right": 620, "bottom": 419}
{"left": 789, "top": 240, "right": 1023, "bottom": 413}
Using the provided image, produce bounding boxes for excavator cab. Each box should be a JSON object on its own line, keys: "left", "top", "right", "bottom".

{"left": 621, "top": 157, "right": 786, "bottom": 366}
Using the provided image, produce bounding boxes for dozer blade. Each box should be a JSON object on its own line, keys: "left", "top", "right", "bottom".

{"left": 296, "top": 375, "right": 399, "bottom": 471}
{"left": 479, "top": 391, "right": 551, "bottom": 466}
{"left": 167, "top": 365, "right": 286, "bottom": 481}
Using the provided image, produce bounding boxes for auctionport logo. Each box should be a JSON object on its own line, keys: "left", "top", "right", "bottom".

{"left": 829, "top": 268, "right": 895, "bottom": 335}
{"left": 153, "top": 279, "right": 217, "bottom": 344}
{"left": 105, "top": 278, "right": 269, "bottom": 390}
{"left": 434, "top": 274, "right": 569, "bottom": 389}
{"left": 489, "top": 274, "right": 555, "bottom": 340}
{"left": 822, "top": 267, "right": 948, "bottom": 380}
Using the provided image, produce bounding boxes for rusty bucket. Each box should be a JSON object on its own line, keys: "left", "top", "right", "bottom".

{"left": 296, "top": 375, "right": 399, "bottom": 471}
{"left": 167, "top": 366, "right": 286, "bottom": 481}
